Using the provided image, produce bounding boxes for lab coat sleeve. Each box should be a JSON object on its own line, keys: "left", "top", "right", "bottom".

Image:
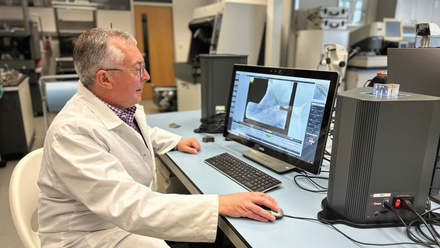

{"left": 139, "top": 112, "right": 182, "bottom": 154}
{"left": 148, "top": 126, "right": 182, "bottom": 154}
{"left": 47, "top": 133, "right": 218, "bottom": 243}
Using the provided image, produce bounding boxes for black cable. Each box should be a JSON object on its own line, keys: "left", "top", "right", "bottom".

{"left": 416, "top": 224, "right": 436, "bottom": 244}
{"left": 404, "top": 199, "right": 440, "bottom": 246}
{"left": 323, "top": 150, "right": 331, "bottom": 163}
{"left": 363, "top": 79, "right": 372, "bottom": 87}
{"left": 383, "top": 201, "right": 432, "bottom": 246}
{"left": 293, "top": 171, "right": 328, "bottom": 193}
{"left": 423, "top": 208, "right": 440, "bottom": 239}
{"left": 406, "top": 218, "right": 438, "bottom": 247}
{"left": 283, "top": 214, "right": 429, "bottom": 247}
{"left": 388, "top": 202, "right": 440, "bottom": 247}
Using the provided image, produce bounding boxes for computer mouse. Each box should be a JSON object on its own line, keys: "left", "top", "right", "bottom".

{"left": 270, "top": 208, "right": 284, "bottom": 220}
{"left": 259, "top": 205, "right": 284, "bottom": 220}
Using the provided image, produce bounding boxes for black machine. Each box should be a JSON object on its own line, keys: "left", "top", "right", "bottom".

{"left": 0, "top": 20, "right": 41, "bottom": 70}
{"left": 319, "top": 87, "right": 440, "bottom": 226}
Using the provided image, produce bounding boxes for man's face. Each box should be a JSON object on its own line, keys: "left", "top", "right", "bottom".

{"left": 106, "top": 38, "right": 150, "bottom": 110}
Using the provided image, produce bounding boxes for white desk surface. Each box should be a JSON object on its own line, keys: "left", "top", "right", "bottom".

{"left": 147, "top": 110, "right": 439, "bottom": 248}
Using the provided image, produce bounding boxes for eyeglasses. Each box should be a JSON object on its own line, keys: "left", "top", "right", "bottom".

{"left": 103, "top": 63, "right": 146, "bottom": 78}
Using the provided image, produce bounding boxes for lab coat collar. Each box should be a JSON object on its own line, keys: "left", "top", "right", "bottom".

{"left": 76, "top": 81, "right": 151, "bottom": 155}
{"left": 77, "top": 81, "right": 136, "bottom": 132}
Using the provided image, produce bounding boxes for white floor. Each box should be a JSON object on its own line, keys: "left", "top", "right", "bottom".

{"left": 0, "top": 99, "right": 160, "bottom": 248}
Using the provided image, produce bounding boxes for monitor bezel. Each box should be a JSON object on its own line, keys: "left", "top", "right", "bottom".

{"left": 223, "top": 64, "right": 339, "bottom": 175}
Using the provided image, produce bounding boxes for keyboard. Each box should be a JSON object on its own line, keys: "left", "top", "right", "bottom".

{"left": 204, "top": 152, "right": 282, "bottom": 192}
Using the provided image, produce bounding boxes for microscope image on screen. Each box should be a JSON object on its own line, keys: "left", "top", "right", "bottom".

{"left": 243, "top": 76, "right": 317, "bottom": 141}
{"left": 245, "top": 78, "right": 293, "bottom": 130}
{"left": 313, "top": 83, "right": 330, "bottom": 101}
{"left": 243, "top": 76, "right": 320, "bottom": 146}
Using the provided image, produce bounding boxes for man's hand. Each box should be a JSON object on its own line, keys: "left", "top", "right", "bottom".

{"left": 218, "top": 192, "right": 280, "bottom": 222}
{"left": 176, "top": 138, "right": 201, "bottom": 154}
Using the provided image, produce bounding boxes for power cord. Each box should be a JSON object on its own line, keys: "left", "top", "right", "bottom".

{"left": 384, "top": 201, "right": 433, "bottom": 246}
{"left": 283, "top": 214, "right": 428, "bottom": 247}
{"left": 293, "top": 171, "right": 328, "bottom": 193}
{"left": 363, "top": 79, "right": 372, "bottom": 87}
{"left": 404, "top": 199, "right": 440, "bottom": 247}
{"left": 383, "top": 200, "right": 440, "bottom": 247}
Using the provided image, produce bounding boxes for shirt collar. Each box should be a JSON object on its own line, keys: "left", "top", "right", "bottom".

{"left": 102, "top": 101, "right": 140, "bottom": 133}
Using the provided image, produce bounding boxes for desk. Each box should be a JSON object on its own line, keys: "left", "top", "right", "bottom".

{"left": 147, "top": 110, "right": 437, "bottom": 247}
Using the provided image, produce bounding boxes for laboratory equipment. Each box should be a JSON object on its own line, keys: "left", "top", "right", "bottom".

{"left": 199, "top": 54, "right": 247, "bottom": 119}
{"left": 349, "top": 19, "right": 403, "bottom": 54}
{"left": 0, "top": 76, "right": 35, "bottom": 158}
{"left": 320, "top": 43, "right": 348, "bottom": 85}
{"left": 319, "top": 87, "right": 440, "bottom": 225}
{"left": 415, "top": 22, "right": 440, "bottom": 48}
{"left": 348, "top": 19, "right": 403, "bottom": 68}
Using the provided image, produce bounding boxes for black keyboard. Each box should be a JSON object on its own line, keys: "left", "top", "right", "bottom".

{"left": 204, "top": 152, "right": 282, "bottom": 192}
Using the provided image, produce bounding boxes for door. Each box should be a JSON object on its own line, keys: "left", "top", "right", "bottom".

{"left": 134, "top": 5, "right": 175, "bottom": 99}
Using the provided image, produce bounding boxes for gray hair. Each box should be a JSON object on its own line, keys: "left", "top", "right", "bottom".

{"left": 73, "top": 27, "right": 137, "bottom": 88}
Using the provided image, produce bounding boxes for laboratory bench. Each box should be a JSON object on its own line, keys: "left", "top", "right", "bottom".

{"left": 147, "top": 110, "right": 440, "bottom": 248}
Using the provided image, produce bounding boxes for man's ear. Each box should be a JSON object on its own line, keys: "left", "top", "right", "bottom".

{"left": 96, "top": 70, "right": 114, "bottom": 89}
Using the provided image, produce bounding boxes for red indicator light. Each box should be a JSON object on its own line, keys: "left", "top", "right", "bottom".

{"left": 395, "top": 199, "right": 401, "bottom": 208}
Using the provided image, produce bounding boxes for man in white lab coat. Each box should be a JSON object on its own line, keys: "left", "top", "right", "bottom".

{"left": 37, "top": 27, "right": 280, "bottom": 247}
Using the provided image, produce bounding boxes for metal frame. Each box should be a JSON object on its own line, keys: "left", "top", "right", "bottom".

{"left": 38, "top": 74, "right": 79, "bottom": 132}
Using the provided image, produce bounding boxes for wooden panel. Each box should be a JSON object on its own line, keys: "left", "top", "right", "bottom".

{"left": 134, "top": 5, "right": 175, "bottom": 99}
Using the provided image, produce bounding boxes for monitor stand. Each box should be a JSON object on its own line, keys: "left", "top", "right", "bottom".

{"left": 242, "top": 149, "right": 296, "bottom": 173}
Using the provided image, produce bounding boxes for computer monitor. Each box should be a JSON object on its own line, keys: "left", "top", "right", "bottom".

{"left": 223, "top": 65, "right": 339, "bottom": 174}
{"left": 383, "top": 18, "right": 403, "bottom": 42}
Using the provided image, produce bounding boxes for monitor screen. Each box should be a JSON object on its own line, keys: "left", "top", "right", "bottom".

{"left": 223, "top": 65, "right": 339, "bottom": 174}
{"left": 383, "top": 18, "right": 403, "bottom": 42}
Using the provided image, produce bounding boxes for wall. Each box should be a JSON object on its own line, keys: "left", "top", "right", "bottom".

{"left": 395, "top": 0, "right": 440, "bottom": 26}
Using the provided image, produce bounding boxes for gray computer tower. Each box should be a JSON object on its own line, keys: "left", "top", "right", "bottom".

{"left": 319, "top": 87, "right": 440, "bottom": 225}
{"left": 199, "top": 54, "right": 247, "bottom": 118}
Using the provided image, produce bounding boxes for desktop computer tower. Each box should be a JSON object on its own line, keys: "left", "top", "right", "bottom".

{"left": 319, "top": 87, "right": 440, "bottom": 225}
{"left": 199, "top": 54, "right": 247, "bottom": 118}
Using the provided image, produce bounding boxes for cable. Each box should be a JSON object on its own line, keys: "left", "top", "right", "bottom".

{"left": 363, "top": 79, "right": 372, "bottom": 87}
{"left": 384, "top": 201, "right": 433, "bottom": 246}
{"left": 293, "top": 171, "right": 328, "bottom": 193}
{"left": 283, "top": 214, "right": 429, "bottom": 247}
{"left": 404, "top": 199, "right": 440, "bottom": 246}
{"left": 323, "top": 150, "right": 331, "bottom": 163}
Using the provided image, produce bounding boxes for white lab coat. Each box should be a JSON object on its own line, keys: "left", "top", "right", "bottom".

{"left": 38, "top": 82, "right": 218, "bottom": 247}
